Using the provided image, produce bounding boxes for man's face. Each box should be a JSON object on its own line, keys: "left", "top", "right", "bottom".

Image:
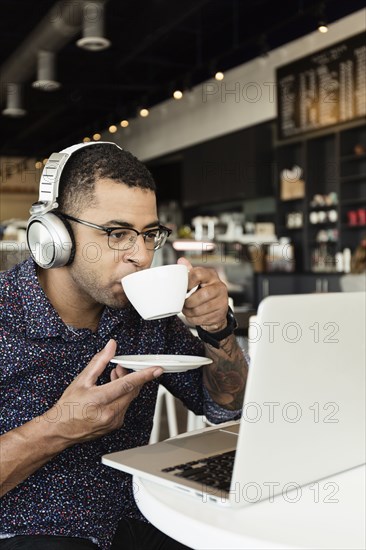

{"left": 67, "top": 178, "right": 158, "bottom": 309}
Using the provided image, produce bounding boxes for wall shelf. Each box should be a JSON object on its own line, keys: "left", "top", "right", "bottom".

{"left": 274, "top": 121, "right": 366, "bottom": 272}
{"left": 340, "top": 174, "right": 366, "bottom": 183}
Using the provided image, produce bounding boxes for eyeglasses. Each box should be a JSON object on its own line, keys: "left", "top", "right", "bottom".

{"left": 61, "top": 213, "right": 172, "bottom": 251}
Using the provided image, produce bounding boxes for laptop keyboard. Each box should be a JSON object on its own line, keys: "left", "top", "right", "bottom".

{"left": 161, "top": 450, "right": 236, "bottom": 492}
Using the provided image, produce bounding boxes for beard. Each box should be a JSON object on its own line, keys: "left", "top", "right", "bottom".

{"left": 68, "top": 258, "right": 129, "bottom": 310}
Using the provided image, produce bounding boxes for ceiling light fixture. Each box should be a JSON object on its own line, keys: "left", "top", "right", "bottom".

{"left": 76, "top": 1, "right": 111, "bottom": 51}
{"left": 2, "top": 83, "right": 26, "bottom": 117}
{"left": 32, "top": 50, "right": 61, "bottom": 91}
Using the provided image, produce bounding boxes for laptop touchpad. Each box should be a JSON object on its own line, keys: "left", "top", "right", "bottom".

{"left": 168, "top": 430, "right": 237, "bottom": 454}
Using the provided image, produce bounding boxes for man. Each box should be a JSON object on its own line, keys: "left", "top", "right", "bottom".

{"left": 0, "top": 142, "right": 248, "bottom": 549}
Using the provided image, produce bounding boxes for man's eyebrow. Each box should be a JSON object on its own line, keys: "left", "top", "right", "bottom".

{"left": 102, "top": 219, "right": 160, "bottom": 229}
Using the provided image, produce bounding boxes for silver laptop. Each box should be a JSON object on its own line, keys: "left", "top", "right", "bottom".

{"left": 102, "top": 292, "right": 366, "bottom": 507}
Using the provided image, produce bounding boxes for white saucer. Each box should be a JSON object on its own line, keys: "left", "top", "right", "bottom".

{"left": 110, "top": 354, "right": 213, "bottom": 373}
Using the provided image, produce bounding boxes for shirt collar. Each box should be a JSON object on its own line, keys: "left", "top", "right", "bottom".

{"left": 19, "top": 258, "right": 135, "bottom": 340}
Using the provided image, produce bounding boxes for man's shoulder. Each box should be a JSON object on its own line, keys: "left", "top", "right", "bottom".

{"left": 0, "top": 261, "right": 29, "bottom": 326}
{"left": 0, "top": 263, "right": 20, "bottom": 296}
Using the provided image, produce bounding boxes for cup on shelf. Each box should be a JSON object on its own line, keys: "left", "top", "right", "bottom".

{"left": 309, "top": 212, "right": 318, "bottom": 224}
{"left": 317, "top": 211, "right": 327, "bottom": 223}
{"left": 328, "top": 209, "right": 338, "bottom": 223}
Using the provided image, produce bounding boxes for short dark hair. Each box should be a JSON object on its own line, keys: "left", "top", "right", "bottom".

{"left": 57, "top": 143, "right": 156, "bottom": 215}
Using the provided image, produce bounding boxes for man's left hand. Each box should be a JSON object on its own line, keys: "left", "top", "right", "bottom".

{"left": 178, "top": 257, "right": 228, "bottom": 332}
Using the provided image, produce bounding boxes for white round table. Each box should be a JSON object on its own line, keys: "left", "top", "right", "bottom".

{"left": 134, "top": 464, "right": 366, "bottom": 549}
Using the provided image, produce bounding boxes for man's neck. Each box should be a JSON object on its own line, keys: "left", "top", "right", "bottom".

{"left": 37, "top": 267, "right": 103, "bottom": 332}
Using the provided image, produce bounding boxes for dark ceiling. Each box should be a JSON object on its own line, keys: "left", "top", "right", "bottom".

{"left": 0, "top": 0, "right": 364, "bottom": 158}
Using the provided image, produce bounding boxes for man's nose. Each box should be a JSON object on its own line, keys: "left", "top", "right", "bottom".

{"left": 122, "top": 236, "right": 152, "bottom": 266}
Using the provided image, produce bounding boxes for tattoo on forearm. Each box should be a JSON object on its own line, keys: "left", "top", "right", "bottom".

{"left": 203, "top": 336, "right": 248, "bottom": 411}
{"left": 219, "top": 337, "right": 237, "bottom": 358}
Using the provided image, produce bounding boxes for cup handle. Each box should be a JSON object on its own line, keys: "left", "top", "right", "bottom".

{"left": 186, "top": 284, "right": 199, "bottom": 299}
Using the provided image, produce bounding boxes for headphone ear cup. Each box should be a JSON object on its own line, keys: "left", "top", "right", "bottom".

{"left": 59, "top": 215, "right": 76, "bottom": 265}
{"left": 26, "top": 212, "right": 75, "bottom": 269}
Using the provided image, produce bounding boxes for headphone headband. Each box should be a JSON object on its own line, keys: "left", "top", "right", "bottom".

{"left": 31, "top": 141, "right": 122, "bottom": 216}
{"left": 27, "top": 141, "right": 122, "bottom": 269}
{"left": 36, "top": 152, "right": 70, "bottom": 208}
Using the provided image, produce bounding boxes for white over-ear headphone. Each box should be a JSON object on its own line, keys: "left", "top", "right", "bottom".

{"left": 26, "top": 141, "right": 122, "bottom": 269}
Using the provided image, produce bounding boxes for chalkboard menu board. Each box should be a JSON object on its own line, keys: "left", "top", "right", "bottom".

{"left": 277, "top": 32, "right": 366, "bottom": 140}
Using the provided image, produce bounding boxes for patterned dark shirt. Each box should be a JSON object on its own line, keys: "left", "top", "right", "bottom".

{"left": 0, "top": 259, "right": 241, "bottom": 549}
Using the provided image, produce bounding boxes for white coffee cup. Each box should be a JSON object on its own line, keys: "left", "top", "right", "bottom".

{"left": 121, "top": 264, "right": 189, "bottom": 320}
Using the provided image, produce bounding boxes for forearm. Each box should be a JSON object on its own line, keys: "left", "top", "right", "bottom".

{"left": 203, "top": 334, "right": 248, "bottom": 411}
{"left": 0, "top": 413, "right": 69, "bottom": 497}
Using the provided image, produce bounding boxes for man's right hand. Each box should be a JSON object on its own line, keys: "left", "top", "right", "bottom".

{"left": 0, "top": 339, "right": 163, "bottom": 496}
{"left": 48, "top": 339, "right": 163, "bottom": 445}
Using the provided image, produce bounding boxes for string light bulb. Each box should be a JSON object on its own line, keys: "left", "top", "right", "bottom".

{"left": 93, "top": 133, "right": 101, "bottom": 140}
{"left": 120, "top": 119, "right": 129, "bottom": 127}
{"left": 108, "top": 125, "right": 118, "bottom": 133}
{"left": 317, "top": 2, "right": 328, "bottom": 33}
{"left": 139, "top": 108, "right": 149, "bottom": 118}
{"left": 173, "top": 89, "right": 183, "bottom": 100}
{"left": 215, "top": 71, "right": 224, "bottom": 81}
{"left": 83, "top": 137, "right": 91, "bottom": 142}
{"left": 318, "top": 21, "right": 328, "bottom": 33}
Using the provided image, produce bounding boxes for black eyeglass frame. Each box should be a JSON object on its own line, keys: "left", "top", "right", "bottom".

{"left": 60, "top": 213, "right": 172, "bottom": 251}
